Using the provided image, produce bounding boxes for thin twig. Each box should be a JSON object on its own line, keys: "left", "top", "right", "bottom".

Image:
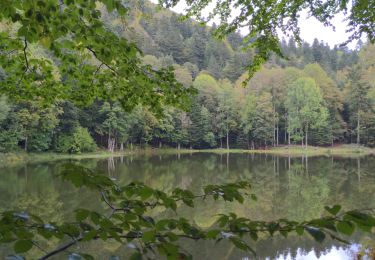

{"left": 23, "top": 37, "right": 29, "bottom": 71}
{"left": 86, "top": 47, "right": 118, "bottom": 75}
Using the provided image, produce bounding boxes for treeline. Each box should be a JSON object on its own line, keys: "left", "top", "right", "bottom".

{"left": 0, "top": 1, "right": 374, "bottom": 153}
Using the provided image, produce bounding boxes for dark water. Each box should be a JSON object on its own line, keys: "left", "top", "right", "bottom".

{"left": 0, "top": 153, "right": 374, "bottom": 259}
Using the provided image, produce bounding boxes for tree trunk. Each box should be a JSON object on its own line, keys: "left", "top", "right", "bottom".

{"left": 305, "top": 126, "right": 308, "bottom": 149}
{"left": 220, "top": 138, "right": 223, "bottom": 149}
{"left": 226, "top": 129, "right": 229, "bottom": 150}
{"left": 276, "top": 123, "right": 279, "bottom": 147}
{"left": 159, "top": 141, "right": 162, "bottom": 149}
{"left": 130, "top": 142, "right": 133, "bottom": 150}
{"left": 273, "top": 105, "right": 276, "bottom": 147}
{"left": 357, "top": 110, "right": 360, "bottom": 147}
{"left": 177, "top": 143, "right": 181, "bottom": 150}
{"left": 24, "top": 136, "right": 28, "bottom": 151}
{"left": 120, "top": 142, "right": 124, "bottom": 151}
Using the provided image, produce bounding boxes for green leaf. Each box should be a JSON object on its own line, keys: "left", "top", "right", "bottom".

{"left": 142, "top": 231, "right": 156, "bottom": 243}
{"left": 336, "top": 221, "right": 355, "bottom": 236}
{"left": 229, "top": 237, "right": 255, "bottom": 254}
{"left": 296, "top": 226, "right": 304, "bottom": 236}
{"left": 14, "top": 240, "right": 33, "bottom": 253}
{"left": 324, "top": 205, "right": 341, "bottom": 215}
{"left": 306, "top": 227, "right": 326, "bottom": 243}
{"left": 82, "top": 230, "right": 97, "bottom": 241}
{"left": 206, "top": 230, "right": 220, "bottom": 239}
{"left": 75, "top": 209, "right": 90, "bottom": 222}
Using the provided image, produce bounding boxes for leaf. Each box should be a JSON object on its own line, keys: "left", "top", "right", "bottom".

{"left": 336, "top": 221, "right": 355, "bottom": 236}
{"left": 14, "top": 240, "right": 33, "bottom": 253}
{"left": 305, "top": 227, "right": 326, "bottom": 243}
{"left": 206, "top": 230, "right": 220, "bottom": 239}
{"left": 139, "top": 187, "right": 154, "bottom": 200}
{"left": 324, "top": 205, "right": 342, "bottom": 215}
{"left": 82, "top": 230, "right": 97, "bottom": 241}
{"left": 229, "top": 237, "right": 255, "bottom": 255}
{"left": 142, "top": 231, "right": 156, "bottom": 243}
{"left": 296, "top": 226, "right": 304, "bottom": 236}
{"left": 75, "top": 209, "right": 90, "bottom": 222}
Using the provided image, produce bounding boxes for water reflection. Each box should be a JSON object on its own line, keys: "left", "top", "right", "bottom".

{"left": 0, "top": 154, "right": 374, "bottom": 259}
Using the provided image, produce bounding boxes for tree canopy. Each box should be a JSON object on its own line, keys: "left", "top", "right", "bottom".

{"left": 0, "top": 0, "right": 194, "bottom": 112}
{"left": 160, "top": 0, "right": 375, "bottom": 79}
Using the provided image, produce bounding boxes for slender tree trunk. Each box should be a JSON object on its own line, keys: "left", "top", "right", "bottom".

{"left": 220, "top": 138, "right": 223, "bottom": 149}
{"left": 178, "top": 143, "right": 181, "bottom": 150}
{"left": 284, "top": 130, "right": 287, "bottom": 145}
{"left": 357, "top": 110, "right": 360, "bottom": 147}
{"left": 120, "top": 142, "right": 124, "bottom": 151}
{"left": 159, "top": 141, "right": 162, "bottom": 148}
{"left": 226, "top": 128, "right": 229, "bottom": 150}
{"left": 305, "top": 126, "right": 308, "bottom": 149}
{"left": 276, "top": 123, "right": 279, "bottom": 147}
{"left": 107, "top": 135, "right": 111, "bottom": 152}
{"left": 273, "top": 105, "right": 276, "bottom": 147}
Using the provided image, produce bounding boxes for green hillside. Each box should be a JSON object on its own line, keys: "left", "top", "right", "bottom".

{"left": 0, "top": 0, "right": 374, "bottom": 153}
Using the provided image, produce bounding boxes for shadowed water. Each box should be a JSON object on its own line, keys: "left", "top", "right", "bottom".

{"left": 0, "top": 153, "right": 374, "bottom": 259}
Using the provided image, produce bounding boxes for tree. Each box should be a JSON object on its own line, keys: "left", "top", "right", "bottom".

{"left": 160, "top": 0, "right": 375, "bottom": 79}
{"left": 95, "top": 102, "right": 129, "bottom": 152}
{"left": 253, "top": 92, "right": 275, "bottom": 148}
{"left": 345, "top": 66, "right": 372, "bottom": 146}
{"left": 0, "top": 0, "right": 193, "bottom": 113}
{"left": 303, "top": 63, "right": 344, "bottom": 145}
{"left": 240, "top": 92, "right": 257, "bottom": 149}
{"left": 285, "top": 78, "right": 329, "bottom": 147}
{"left": 216, "top": 81, "right": 239, "bottom": 149}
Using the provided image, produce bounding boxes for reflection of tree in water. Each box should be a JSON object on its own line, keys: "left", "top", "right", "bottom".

{"left": 1, "top": 154, "right": 375, "bottom": 258}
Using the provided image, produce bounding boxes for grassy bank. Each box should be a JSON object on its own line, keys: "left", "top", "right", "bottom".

{"left": 1, "top": 145, "right": 374, "bottom": 166}
{"left": 0, "top": 148, "right": 199, "bottom": 167}
{"left": 200, "top": 145, "right": 375, "bottom": 157}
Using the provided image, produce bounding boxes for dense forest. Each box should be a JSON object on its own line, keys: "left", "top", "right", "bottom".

{"left": 0, "top": 1, "right": 374, "bottom": 153}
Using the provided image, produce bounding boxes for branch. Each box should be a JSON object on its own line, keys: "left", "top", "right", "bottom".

{"left": 23, "top": 37, "right": 29, "bottom": 71}
{"left": 38, "top": 232, "right": 200, "bottom": 260}
{"left": 86, "top": 47, "right": 118, "bottom": 75}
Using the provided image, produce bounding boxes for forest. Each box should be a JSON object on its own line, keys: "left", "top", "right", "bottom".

{"left": 0, "top": 0, "right": 374, "bottom": 154}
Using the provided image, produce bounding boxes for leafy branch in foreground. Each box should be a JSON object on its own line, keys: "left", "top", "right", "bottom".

{"left": 0, "top": 1, "right": 195, "bottom": 112}
{"left": 1, "top": 164, "right": 374, "bottom": 259}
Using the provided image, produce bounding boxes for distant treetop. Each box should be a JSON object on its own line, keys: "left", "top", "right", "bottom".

{"left": 159, "top": 0, "right": 375, "bottom": 80}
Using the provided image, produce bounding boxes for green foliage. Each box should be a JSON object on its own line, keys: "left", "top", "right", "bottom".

{"left": 160, "top": 0, "right": 375, "bottom": 81}
{"left": 0, "top": 0, "right": 193, "bottom": 113}
{"left": 285, "top": 77, "right": 329, "bottom": 145}
{"left": 56, "top": 127, "right": 96, "bottom": 154}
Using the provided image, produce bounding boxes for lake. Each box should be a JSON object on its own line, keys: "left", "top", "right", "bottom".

{"left": 1, "top": 153, "right": 374, "bottom": 259}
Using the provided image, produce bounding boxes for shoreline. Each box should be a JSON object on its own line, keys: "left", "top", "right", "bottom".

{"left": 1, "top": 145, "right": 374, "bottom": 166}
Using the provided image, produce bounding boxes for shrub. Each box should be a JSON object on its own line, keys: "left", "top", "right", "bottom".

{"left": 56, "top": 127, "right": 96, "bottom": 153}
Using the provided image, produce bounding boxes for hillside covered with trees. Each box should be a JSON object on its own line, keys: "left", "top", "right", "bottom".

{"left": 1, "top": 0, "right": 374, "bottom": 153}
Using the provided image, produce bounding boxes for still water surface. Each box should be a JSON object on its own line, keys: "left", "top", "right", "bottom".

{"left": 0, "top": 153, "right": 374, "bottom": 259}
